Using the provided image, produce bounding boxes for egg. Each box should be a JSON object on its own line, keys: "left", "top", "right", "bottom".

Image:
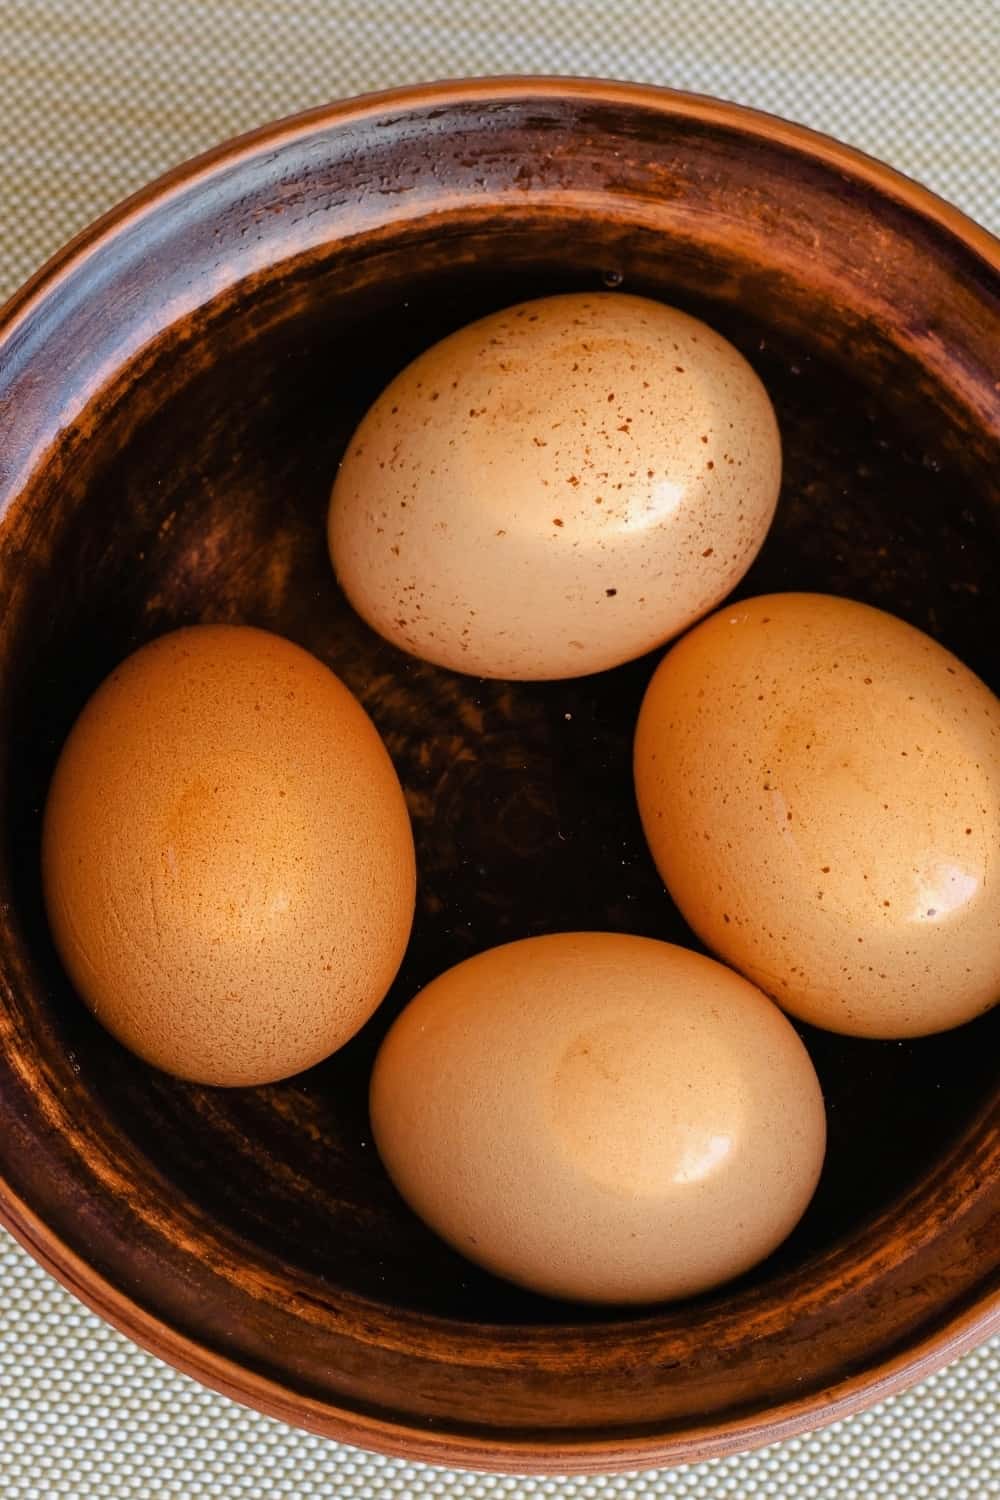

{"left": 370, "top": 933, "right": 825, "bottom": 1304}
{"left": 42, "top": 625, "right": 416, "bottom": 1085}
{"left": 634, "top": 593, "right": 1000, "bottom": 1039}
{"left": 329, "top": 292, "right": 781, "bottom": 680}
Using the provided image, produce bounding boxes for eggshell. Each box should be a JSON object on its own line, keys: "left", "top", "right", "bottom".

{"left": 329, "top": 292, "right": 780, "bottom": 679}
{"left": 370, "top": 932, "right": 825, "bottom": 1304}
{"left": 634, "top": 593, "right": 1000, "bottom": 1038}
{"left": 42, "top": 625, "right": 416, "bottom": 1085}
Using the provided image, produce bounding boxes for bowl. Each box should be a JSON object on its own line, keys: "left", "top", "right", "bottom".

{"left": 0, "top": 79, "right": 997, "bottom": 1474}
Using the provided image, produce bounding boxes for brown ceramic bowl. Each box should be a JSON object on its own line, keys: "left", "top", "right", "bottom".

{"left": 0, "top": 79, "right": 997, "bottom": 1474}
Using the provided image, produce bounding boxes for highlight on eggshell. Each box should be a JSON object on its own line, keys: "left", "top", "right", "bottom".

{"left": 370, "top": 932, "right": 826, "bottom": 1304}
{"left": 328, "top": 291, "right": 781, "bottom": 680}
{"left": 42, "top": 624, "right": 416, "bottom": 1086}
{"left": 634, "top": 592, "right": 1000, "bottom": 1039}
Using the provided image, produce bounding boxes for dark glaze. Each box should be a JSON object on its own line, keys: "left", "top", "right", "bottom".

{"left": 0, "top": 81, "right": 996, "bottom": 1471}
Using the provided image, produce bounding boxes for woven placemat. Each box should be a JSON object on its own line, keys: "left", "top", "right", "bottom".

{"left": 1, "top": 3, "right": 997, "bottom": 1496}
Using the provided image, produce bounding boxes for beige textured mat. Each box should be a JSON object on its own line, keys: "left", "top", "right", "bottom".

{"left": 1, "top": 3, "right": 997, "bottom": 1495}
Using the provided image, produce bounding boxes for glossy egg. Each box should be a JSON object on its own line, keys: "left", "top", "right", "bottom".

{"left": 370, "top": 933, "right": 826, "bottom": 1304}
{"left": 42, "top": 625, "right": 416, "bottom": 1085}
{"left": 635, "top": 593, "right": 1000, "bottom": 1038}
{"left": 329, "top": 292, "right": 781, "bottom": 679}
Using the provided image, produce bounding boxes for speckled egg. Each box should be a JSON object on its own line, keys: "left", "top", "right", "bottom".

{"left": 370, "top": 932, "right": 826, "bottom": 1304}
{"left": 634, "top": 593, "right": 1000, "bottom": 1038}
{"left": 329, "top": 292, "right": 781, "bottom": 679}
{"left": 42, "top": 625, "right": 416, "bottom": 1085}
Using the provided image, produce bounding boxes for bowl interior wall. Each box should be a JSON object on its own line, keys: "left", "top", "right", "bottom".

{"left": 2, "top": 219, "right": 997, "bottom": 1326}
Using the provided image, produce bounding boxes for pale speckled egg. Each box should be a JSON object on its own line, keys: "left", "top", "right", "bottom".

{"left": 634, "top": 593, "right": 1000, "bottom": 1039}
{"left": 328, "top": 292, "right": 781, "bottom": 680}
{"left": 370, "top": 932, "right": 826, "bottom": 1304}
{"left": 42, "top": 625, "right": 416, "bottom": 1086}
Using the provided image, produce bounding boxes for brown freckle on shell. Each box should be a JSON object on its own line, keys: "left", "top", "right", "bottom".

{"left": 883, "top": 900, "right": 891, "bottom": 907}
{"left": 700, "top": 434, "right": 708, "bottom": 443}
{"left": 723, "top": 914, "right": 731, "bottom": 923}
{"left": 702, "top": 547, "right": 714, "bottom": 557}
{"left": 966, "top": 827, "right": 973, "bottom": 834}
{"left": 567, "top": 475, "right": 579, "bottom": 486}
{"left": 390, "top": 545, "right": 400, "bottom": 556}
{"left": 594, "top": 496, "right": 604, "bottom": 505}
{"left": 605, "top": 588, "right": 617, "bottom": 597}
{"left": 706, "top": 461, "right": 715, "bottom": 470}
{"left": 607, "top": 392, "right": 615, "bottom": 402}
{"left": 864, "top": 677, "right": 873, "bottom": 685}
{"left": 495, "top": 529, "right": 506, "bottom": 537}
{"left": 675, "top": 366, "right": 685, "bottom": 373}
{"left": 821, "top": 866, "right": 830, "bottom": 873}
{"left": 552, "top": 518, "right": 564, "bottom": 527}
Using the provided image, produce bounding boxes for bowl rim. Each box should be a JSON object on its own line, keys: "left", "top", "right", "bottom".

{"left": 2, "top": 74, "right": 998, "bottom": 342}
{"left": 1, "top": 76, "right": 997, "bottom": 1474}
{"left": 3, "top": 1168, "right": 997, "bottom": 1472}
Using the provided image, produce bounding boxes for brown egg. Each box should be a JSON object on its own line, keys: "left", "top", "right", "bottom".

{"left": 370, "top": 933, "right": 825, "bottom": 1304}
{"left": 42, "top": 625, "right": 416, "bottom": 1085}
{"left": 329, "top": 292, "right": 780, "bottom": 679}
{"left": 635, "top": 593, "right": 1000, "bottom": 1038}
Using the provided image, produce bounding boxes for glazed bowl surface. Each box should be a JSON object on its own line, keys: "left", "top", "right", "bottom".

{"left": 0, "top": 79, "right": 997, "bottom": 1472}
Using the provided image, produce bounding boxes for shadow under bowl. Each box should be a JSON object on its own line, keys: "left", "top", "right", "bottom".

{"left": 0, "top": 79, "right": 997, "bottom": 1473}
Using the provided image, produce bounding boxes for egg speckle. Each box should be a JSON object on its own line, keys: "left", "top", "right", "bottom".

{"left": 634, "top": 593, "right": 1000, "bottom": 1038}
{"left": 42, "top": 625, "right": 416, "bottom": 1085}
{"left": 329, "top": 293, "right": 781, "bottom": 679}
{"left": 370, "top": 933, "right": 825, "bottom": 1304}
